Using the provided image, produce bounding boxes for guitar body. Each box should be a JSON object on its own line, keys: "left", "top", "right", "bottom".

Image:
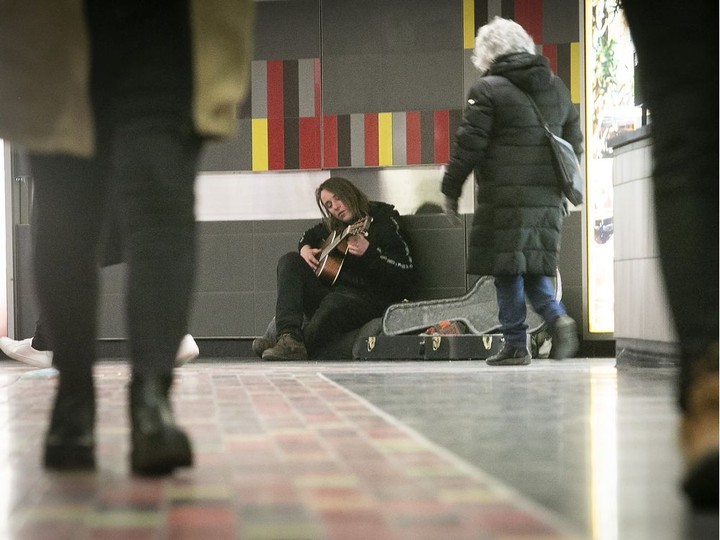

{"left": 314, "top": 216, "right": 371, "bottom": 286}
{"left": 315, "top": 234, "right": 348, "bottom": 286}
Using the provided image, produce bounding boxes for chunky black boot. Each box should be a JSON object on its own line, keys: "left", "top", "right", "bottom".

{"left": 486, "top": 344, "right": 532, "bottom": 366}
{"left": 130, "top": 374, "right": 193, "bottom": 476}
{"left": 43, "top": 383, "right": 96, "bottom": 470}
{"left": 550, "top": 315, "right": 579, "bottom": 359}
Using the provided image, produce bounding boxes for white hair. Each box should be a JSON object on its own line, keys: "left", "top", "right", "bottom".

{"left": 471, "top": 17, "right": 536, "bottom": 73}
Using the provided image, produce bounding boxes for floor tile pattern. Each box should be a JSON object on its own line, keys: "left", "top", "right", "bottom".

{"left": 0, "top": 361, "right": 577, "bottom": 540}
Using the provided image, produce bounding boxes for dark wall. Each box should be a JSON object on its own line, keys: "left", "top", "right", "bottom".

{"left": 14, "top": 213, "right": 583, "bottom": 341}
{"left": 321, "top": 0, "right": 463, "bottom": 114}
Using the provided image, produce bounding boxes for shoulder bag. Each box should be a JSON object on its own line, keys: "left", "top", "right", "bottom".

{"left": 521, "top": 90, "right": 584, "bottom": 206}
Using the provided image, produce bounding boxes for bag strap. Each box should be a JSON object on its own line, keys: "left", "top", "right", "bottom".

{"left": 519, "top": 89, "right": 554, "bottom": 134}
{"left": 499, "top": 75, "right": 555, "bottom": 135}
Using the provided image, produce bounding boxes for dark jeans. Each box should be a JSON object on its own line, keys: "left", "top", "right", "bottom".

{"left": 274, "top": 252, "right": 387, "bottom": 357}
{"left": 621, "top": 0, "right": 718, "bottom": 409}
{"left": 30, "top": 125, "right": 201, "bottom": 381}
{"left": 494, "top": 274, "right": 566, "bottom": 347}
{"left": 30, "top": 208, "right": 124, "bottom": 354}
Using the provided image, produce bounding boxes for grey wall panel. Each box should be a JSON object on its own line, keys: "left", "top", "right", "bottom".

{"left": 14, "top": 225, "right": 32, "bottom": 295}
{"left": 487, "top": 0, "right": 504, "bottom": 21}
{"left": 15, "top": 225, "right": 37, "bottom": 339}
{"left": 463, "top": 50, "right": 482, "bottom": 101}
{"left": 321, "top": 0, "right": 463, "bottom": 114}
{"left": 350, "top": 114, "right": 365, "bottom": 167}
{"left": 17, "top": 293, "right": 38, "bottom": 341}
{"left": 400, "top": 215, "right": 467, "bottom": 297}
{"left": 321, "top": 0, "right": 459, "bottom": 55}
{"left": 253, "top": 232, "right": 305, "bottom": 292}
{"left": 199, "top": 128, "right": 246, "bottom": 172}
{"left": 558, "top": 211, "right": 583, "bottom": 288}
{"left": 557, "top": 211, "right": 583, "bottom": 331}
{"left": 322, "top": 51, "right": 464, "bottom": 114}
{"left": 191, "top": 292, "right": 256, "bottom": 337}
{"left": 100, "top": 263, "right": 126, "bottom": 294}
{"left": 253, "top": 218, "right": 314, "bottom": 234}
{"left": 97, "top": 264, "right": 127, "bottom": 338}
{"left": 97, "top": 293, "right": 125, "bottom": 338}
{"left": 542, "top": 0, "right": 580, "bottom": 43}
{"left": 254, "top": 0, "right": 320, "bottom": 60}
{"left": 392, "top": 112, "right": 407, "bottom": 166}
{"left": 196, "top": 233, "right": 254, "bottom": 293}
{"left": 251, "top": 61, "right": 268, "bottom": 118}
{"left": 298, "top": 58, "right": 317, "bottom": 117}
{"left": 237, "top": 120, "right": 253, "bottom": 172}
{"left": 198, "top": 220, "right": 255, "bottom": 236}
{"left": 254, "top": 291, "right": 277, "bottom": 336}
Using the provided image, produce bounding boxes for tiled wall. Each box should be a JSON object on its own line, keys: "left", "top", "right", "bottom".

{"left": 200, "top": 0, "right": 581, "bottom": 173}
{"left": 612, "top": 135, "right": 677, "bottom": 360}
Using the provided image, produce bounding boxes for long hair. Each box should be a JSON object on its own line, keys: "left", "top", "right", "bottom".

{"left": 471, "top": 17, "right": 536, "bottom": 74}
{"left": 315, "top": 176, "right": 370, "bottom": 232}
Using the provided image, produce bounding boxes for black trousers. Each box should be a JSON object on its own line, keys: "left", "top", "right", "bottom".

{"left": 274, "top": 252, "right": 387, "bottom": 357}
{"left": 30, "top": 195, "right": 125, "bottom": 354}
{"left": 621, "top": 0, "right": 718, "bottom": 409}
{"left": 30, "top": 125, "right": 201, "bottom": 382}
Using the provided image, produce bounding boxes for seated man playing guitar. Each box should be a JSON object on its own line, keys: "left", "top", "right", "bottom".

{"left": 257, "top": 176, "right": 417, "bottom": 361}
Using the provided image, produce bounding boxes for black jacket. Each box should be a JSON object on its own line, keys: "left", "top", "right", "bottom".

{"left": 299, "top": 201, "right": 417, "bottom": 303}
{"left": 442, "top": 52, "right": 583, "bottom": 276}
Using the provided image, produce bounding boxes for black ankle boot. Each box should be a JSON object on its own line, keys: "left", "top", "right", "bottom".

{"left": 130, "top": 373, "right": 193, "bottom": 476}
{"left": 486, "top": 344, "right": 532, "bottom": 366}
{"left": 44, "top": 383, "right": 96, "bottom": 470}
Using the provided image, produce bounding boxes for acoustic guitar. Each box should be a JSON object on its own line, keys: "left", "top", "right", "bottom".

{"left": 315, "top": 215, "right": 372, "bottom": 285}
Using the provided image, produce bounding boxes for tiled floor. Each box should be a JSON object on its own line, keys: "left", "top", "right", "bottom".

{"left": 0, "top": 358, "right": 716, "bottom": 539}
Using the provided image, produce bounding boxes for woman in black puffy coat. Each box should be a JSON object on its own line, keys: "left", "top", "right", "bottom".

{"left": 441, "top": 17, "right": 583, "bottom": 365}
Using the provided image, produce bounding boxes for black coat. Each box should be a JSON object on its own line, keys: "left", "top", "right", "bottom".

{"left": 299, "top": 201, "right": 417, "bottom": 303}
{"left": 441, "top": 52, "right": 583, "bottom": 276}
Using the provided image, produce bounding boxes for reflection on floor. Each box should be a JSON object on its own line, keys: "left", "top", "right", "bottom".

{"left": 0, "top": 359, "right": 716, "bottom": 540}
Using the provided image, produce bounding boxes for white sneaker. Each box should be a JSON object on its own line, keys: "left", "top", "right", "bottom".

{"left": 0, "top": 337, "right": 53, "bottom": 368}
{"left": 0, "top": 335, "right": 198, "bottom": 368}
{"left": 175, "top": 334, "right": 199, "bottom": 366}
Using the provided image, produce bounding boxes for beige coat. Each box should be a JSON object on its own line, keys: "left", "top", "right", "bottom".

{"left": 0, "top": 0, "right": 254, "bottom": 157}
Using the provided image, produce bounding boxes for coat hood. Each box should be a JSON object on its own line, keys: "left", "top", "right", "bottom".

{"left": 488, "top": 52, "right": 553, "bottom": 93}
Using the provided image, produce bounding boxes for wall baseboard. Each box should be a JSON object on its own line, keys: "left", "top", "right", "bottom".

{"left": 615, "top": 338, "right": 680, "bottom": 368}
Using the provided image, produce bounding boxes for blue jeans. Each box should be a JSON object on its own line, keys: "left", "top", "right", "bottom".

{"left": 494, "top": 275, "right": 566, "bottom": 347}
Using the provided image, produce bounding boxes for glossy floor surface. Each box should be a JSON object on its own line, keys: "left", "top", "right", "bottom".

{"left": 0, "top": 358, "right": 717, "bottom": 539}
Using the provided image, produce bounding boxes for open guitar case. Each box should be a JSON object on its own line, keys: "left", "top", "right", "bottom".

{"left": 351, "top": 271, "right": 559, "bottom": 361}
{"left": 258, "top": 271, "right": 560, "bottom": 361}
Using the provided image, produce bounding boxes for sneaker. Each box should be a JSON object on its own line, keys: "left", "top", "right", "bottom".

{"left": 550, "top": 316, "right": 579, "bottom": 359}
{"left": 262, "top": 333, "right": 308, "bottom": 361}
{"left": 252, "top": 337, "right": 274, "bottom": 358}
{"left": 486, "top": 344, "right": 531, "bottom": 366}
{"left": 0, "top": 337, "right": 53, "bottom": 368}
{"left": 175, "top": 334, "right": 199, "bottom": 366}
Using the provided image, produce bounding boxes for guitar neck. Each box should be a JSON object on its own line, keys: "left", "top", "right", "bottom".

{"left": 318, "top": 216, "right": 371, "bottom": 260}
{"left": 319, "top": 225, "right": 352, "bottom": 259}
